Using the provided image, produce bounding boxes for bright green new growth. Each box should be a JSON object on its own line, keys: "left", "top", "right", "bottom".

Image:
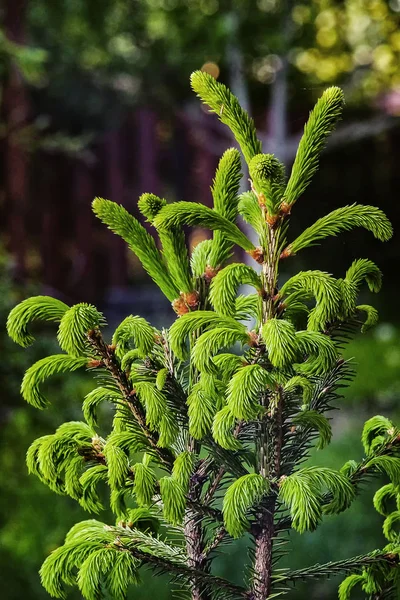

{"left": 7, "top": 73, "right": 399, "bottom": 600}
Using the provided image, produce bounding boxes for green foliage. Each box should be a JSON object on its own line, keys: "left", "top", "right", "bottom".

{"left": 172, "top": 452, "right": 195, "bottom": 491}
{"left": 58, "top": 304, "right": 106, "bottom": 357}
{"left": 159, "top": 476, "right": 186, "bottom": 525}
{"left": 283, "top": 376, "right": 314, "bottom": 404}
{"left": 262, "top": 319, "right": 297, "bottom": 368}
{"left": 361, "top": 415, "right": 396, "bottom": 457}
{"left": 187, "top": 381, "right": 216, "bottom": 440}
{"left": 212, "top": 405, "right": 241, "bottom": 450}
{"left": 283, "top": 86, "right": 345, "bottom": 207}
{"left": 112, "top": 316, "right": 155, "bottom": 358}
{"left": 225, "top": 364, "right": 273, "bottom": 420}
{"left": 92, "top": 198, "right": 179, "bottom": 302}
{"left": 168, "top": 310, "right": 243, "bottom": 361}
{"left": 83, "top": 387, "right": 122, "bottom": 429}
{"left": 140, "top": 192, "right": 193, "bottom": 293}
{"left": 279, "top": 466, "right": 355, "bottom": 533}
{"left": 7, "top": 74, "right": 399, "bottom": 600}
{"left": 338, "top": 573, "right": 366, "bottom": 600}
{"left": 208, "top": 148, "right": 242, "bottom": 269}
{"left": 283, "top": 205, "right": 392, "bottom": 257}
{"left": 294, "top": 331, "right": 337, "bottom": 375}
{"left": 248, "top": 153, "right": 285, "bottom": 214}
{"left": 133, "top": 460, "right": 156, "bottom": 507}
{"left": 191, "top": 325, "right": 249, "bottom": 375}
{"left": 292, "top": 410, "right": 332, "bottom": 450}
{"left": 223, "top": 474, "right": 270, "bottom": 538}
{"left": 190, "top": 70, "right": 262, "bottom": 165}
{"left": 280, "top": 270, "right": 341, "bottom": 332}
{"left": 153, "top": 201, "right": 255, "bottom": 253}
{"left": 21, "top": 355, "right": 88, "bottom": 408}
{"left": 237, "top": 192, "right": 264, "bottom": 236}
{"left": 209, "top": 264, "right": 261, "bottom": 317}
{"left": 138, "top": 193, "right": 166, "bottom": 222}
{"left": 373, "top": 484, "right": 398, "bottom": 517}
{"left": 7, "top": 296, "right": 69, "bottom": 347}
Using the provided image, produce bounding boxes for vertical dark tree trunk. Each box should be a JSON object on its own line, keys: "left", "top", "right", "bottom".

{"left": 72, "top": 158, "right": 95, "bottom": 301}
{"left": 136, "top": 107, "right": 161, "bottom": 196}
{"left": 40, "top": 155, "right": 65, "bottom": 294}
{"left": 2, "top": 0, "right": 30, "bottom": 279}
{"left": 104, "top": 129, "right": 127, "bottom": 289}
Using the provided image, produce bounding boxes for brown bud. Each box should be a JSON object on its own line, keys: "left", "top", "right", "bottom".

{"left": 384, "top": 552, "right": 399, "bottom": 563}
{"left": 247, "top": 330, "right": 260, "bottom": 347}
{"left": 290, "top": 425, "right": 297, "bottom": 433}
{"left": 113, "top": 537, "right": 124, "bottom": 547}
{"left": 280, "top": 201, "right": 291, "bottom": 216}
{"left": 154, "top": 333, "right": 163, "bottom": 345}
{"left": 107, "top": 344, "right": 117, "bottom": 352}
{"left": 257, "top": 192, "right": 267, "bottom": 208}
{"left": 204, "top": 264, "right": 220, "bottom": 282}
{"left": 91, "top": 435, "right": 103, "bottom": 453}
{"left": 87, "top": 359, "right": 103, "bottom": 369}
{"left": 266, "top": 213, "right": 279, "bottom": 227}
{"left": 277, "top": 475, "right": 288, "bottom": 487}
{"left": 172, "top": 296, "right": 190, "bottom": 315}
{"left": 183, "top": 290, "right": 200, "bottom": 309}
{"left": 280, "top": 247, "right": 292, "bottom": 260}
{"left": 248, "top": 247, "right": 264, "bottom": 264}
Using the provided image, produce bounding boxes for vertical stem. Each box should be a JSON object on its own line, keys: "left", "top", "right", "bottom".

{"left": 185, "top": 291, "right": 211, "bottom": 600}
{"left": 184, "top": 492, "right": 210, "bottom": 600}
{"left": 184, "top": 441, "right": 211, "bottom": 600}
{"left": 252, "top": 222, "right": 282, "bottom": 599}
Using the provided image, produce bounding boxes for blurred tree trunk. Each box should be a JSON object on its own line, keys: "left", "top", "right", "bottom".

{"left": 2, "top": 0, "right": 30, "bottom": 279}
{"left": 105, "top": 129, "right": 127, "bottom": 288}
{"left": 72, "top": 159, "right": 95, "bottom": 301}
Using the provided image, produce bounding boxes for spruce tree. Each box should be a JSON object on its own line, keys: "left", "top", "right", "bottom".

{"left": 7, "top": 71, "right": 400, "bottom": 600}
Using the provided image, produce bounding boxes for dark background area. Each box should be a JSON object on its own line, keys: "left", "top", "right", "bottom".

{"left": 1, "top": 1, "right": 400, "bottom": 599}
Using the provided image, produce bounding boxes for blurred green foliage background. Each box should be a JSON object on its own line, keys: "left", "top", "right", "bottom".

{"left": 1, "top": 1, "right": 400, "bottom": 599}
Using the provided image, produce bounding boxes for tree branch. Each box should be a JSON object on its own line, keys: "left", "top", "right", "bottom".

{"left": 273, "top": 550, "right": 399, "bottom": 586}
{"left": 86, "top": 328, "right": 175, "bottom": 468}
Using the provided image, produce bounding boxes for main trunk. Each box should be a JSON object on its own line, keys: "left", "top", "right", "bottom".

{"left": 184, "top": 509, "right": 209, "bottom": 600}
{"left": 253, "top": 501, "right": 275, "bottom": 599}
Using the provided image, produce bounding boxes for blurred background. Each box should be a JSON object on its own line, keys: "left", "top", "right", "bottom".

{"left": 1, "top": 0, "right": 400, "bottom": 598}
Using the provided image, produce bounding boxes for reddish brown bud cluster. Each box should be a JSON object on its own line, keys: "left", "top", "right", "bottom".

{"left": 172, "top": 297, "right": 190, "bottom": 315}
{"left": 279, "top": 201, "right": 291, "bottom": 216}
{"left": 87, "top": 359, "right": 103, "bottom": 369}
{"left": 266, "top": 213, "right": 279, "bottom": 227}
{"left": 280, "top": 247, "right": 292, "bottom": 260}
{"left": 204, "top": 264, "right": 220, "bottom": 282}
{"left": 247, "top": 330, "right": 260, "bottom": 347}
{"left": 172, "top": 290, "right": 200, "bottom": 315}
{"left": 248, "top": 246, "right": 264, "bottom": 264}
{"left": 183, "top": 290, "right": 200, "bottom": 308}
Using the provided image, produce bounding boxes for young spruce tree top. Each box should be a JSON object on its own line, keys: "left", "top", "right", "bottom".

{"left": 7, "top": 71, "right": 400, "bottom": 600}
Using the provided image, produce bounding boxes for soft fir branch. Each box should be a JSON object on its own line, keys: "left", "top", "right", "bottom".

{"left": 190, "top": 70, "right": 262, "bottom": 165}
{"left": 7, "top": 72, "right": 399, "bottom": 600}
{"left": 282, "top": 86, "right": 345, "bottom": 207}
{"left": 7, "top": 295, "right": 69, "bottom": 347}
